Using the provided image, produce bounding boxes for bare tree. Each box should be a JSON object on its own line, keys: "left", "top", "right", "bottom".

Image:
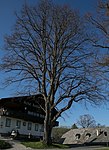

{"left": 87, "top": 1, "right": 109, "bottom": 48}
{"left": 0, "top": 0, "right": 106, "bottom": 145}
{"left": 86, "top": 0, "right": 109, "bottom": 85}
{"left": 77, "top": 114, "right": 96, "bottom": 128}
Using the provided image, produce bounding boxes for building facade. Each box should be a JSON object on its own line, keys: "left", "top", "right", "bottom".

{"left": 0, "top": 94, "right": 58, "bottom": 139}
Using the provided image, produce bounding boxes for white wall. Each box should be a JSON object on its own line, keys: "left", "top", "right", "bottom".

{"left": 0, "top": 116, "right": 44, "bottom": 137}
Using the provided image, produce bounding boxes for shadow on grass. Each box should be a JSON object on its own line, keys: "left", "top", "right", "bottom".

{"left": 0, "top": 140, "right": 12, "bottom": 149}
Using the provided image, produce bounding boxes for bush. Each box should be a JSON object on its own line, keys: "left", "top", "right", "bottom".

{"left": 0, "top": 140, "right": 12, "bottom": 149}
{"left": 52, "top": 127, "right": 70, "bottom": 143}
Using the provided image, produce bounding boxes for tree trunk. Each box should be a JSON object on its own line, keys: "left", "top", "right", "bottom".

{"left": 43, "top": 102, "right": 52, "bottom": 145}
{"left": 43, "top": 120, "right": 52, "bottom": 145}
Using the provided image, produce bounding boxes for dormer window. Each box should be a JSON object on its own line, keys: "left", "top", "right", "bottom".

{"left": 104, "top": 132, "right": 107, "bottom": 136}
{"left": 86, "top": 133, "right": 91, "bottom": 139}
{"left": 75, "top": 134, "right": 81, "bottom": 140}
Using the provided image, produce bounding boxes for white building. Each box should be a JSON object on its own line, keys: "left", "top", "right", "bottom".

{"left": 0, "top": 94, "right": 58, "bottom": 139}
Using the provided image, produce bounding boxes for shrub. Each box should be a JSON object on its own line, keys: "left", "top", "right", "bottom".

{"left": 0, "top": 140, "right": 12, "bottom": 149}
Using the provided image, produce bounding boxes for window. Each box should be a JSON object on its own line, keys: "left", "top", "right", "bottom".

{"left": 27, "top": 122, "right": 32, "bottom": 130}
{"left": 40, "top": 125, "right": 44, "bottom": 132}
{"left": 36, "top": 113, "right": 39, "bottom": 117}
{"left": 35, "top": 124, "right": 39, "bottom": 131}
{"left": 75, "top": 134, "right": 81, "bottom": 140}
{"left": 23, "top": 122, "right": 26, "bottom": 126}
{"left": 86, "top": 133, "right": 91, "bottom": 139}
{"left": 104, "top": 132, "right": 107, "bottom": 136}
{"left": 16, "top": 120, "right": 21, "bottom": 129}
{"left": 5, "top": 118, "right": 11, "bottom": 127}
{"left": 86, "top": 133, "right": 91, "bottom": 137}
{"left": 40, "top": 114, "right": 45, "bottom": 118}
{"left": 39, "top": 125, "right": 44, "bottom": 132}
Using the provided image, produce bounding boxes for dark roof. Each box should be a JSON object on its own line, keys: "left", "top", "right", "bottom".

{"left": 61, "top": 127, "right": 109, "bottom": 145}
{"left": 0, "top": 94, "right": 43, "bottom": 105}
{"left": 0, "top": 94, "right": 59, "bottom": 126}
{"left": 0, "top": 94, "right": 44, "bottom": 112}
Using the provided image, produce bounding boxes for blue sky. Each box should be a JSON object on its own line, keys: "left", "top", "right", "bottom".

{"left": 0, "top": 0, "right": 108, "bottom": 127}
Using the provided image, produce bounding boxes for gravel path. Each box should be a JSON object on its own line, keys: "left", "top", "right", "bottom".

{"left": 1, "top": 138, "right": 31, "bottom": 150}
{"left": 2, "top": 139, "right": 28, "bottom": 150}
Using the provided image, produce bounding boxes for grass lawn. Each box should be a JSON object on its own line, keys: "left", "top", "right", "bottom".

{"left": 0, "top": 140, "right": 12, "bottom": 149}
{"left": 96, "top": 148, "right": 109, "bottom": 150}
{"left": 22, "top": 141, "right": 69, "bottom": 149}
{"left": 95, "top": 148, "right": 109, "bottom": 150}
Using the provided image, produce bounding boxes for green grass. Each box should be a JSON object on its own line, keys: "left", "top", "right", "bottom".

{"left": 96, "top": 148, "right": 109, "bottom": 150}
{"left": 22, "top": 141, "right": 69, "bottom": 149}
{"left": 95, "top": 148, "right": 109, "bottom": 150}
{"left": 0, "top": 140, "right": 12, "bottom": 149}
{"left": 100, "top": 149, "right": 109, "bottom": 150}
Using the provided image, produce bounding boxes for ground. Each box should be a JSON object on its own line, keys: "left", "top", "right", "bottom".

{"left": 1, "top": 137, "right": 108, "bottom": 150}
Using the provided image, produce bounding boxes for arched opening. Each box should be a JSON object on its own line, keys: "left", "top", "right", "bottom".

{"left": 86, "top": 133, "right": 91, "bottom": 137}
{"left": 75, "top": 134, "right": 81, "bottom": 140}
{"left": 104, "top": 132, "right": 107, "bottom": 136}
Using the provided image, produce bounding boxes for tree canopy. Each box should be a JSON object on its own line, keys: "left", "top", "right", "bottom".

{"left": 77, "top": 114, "right": 96, "bottom": 128}
{"left": 0, "top": 0, "right": 108, "bottom": 145}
